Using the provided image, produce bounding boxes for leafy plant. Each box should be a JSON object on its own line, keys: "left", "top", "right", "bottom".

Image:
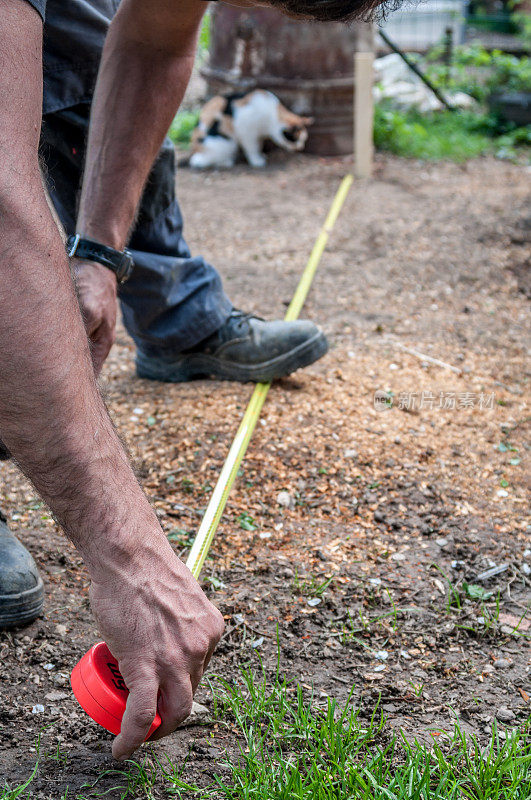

{"left": 168, "top": 110, "right": 199, "bottom": 146}
{"left": 236, "top": 512, "right": 257, "bottom": 531}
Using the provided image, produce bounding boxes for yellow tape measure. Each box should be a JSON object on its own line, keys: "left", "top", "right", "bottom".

{"left": 186, "top": 175, "right": 353, "bottom": 579}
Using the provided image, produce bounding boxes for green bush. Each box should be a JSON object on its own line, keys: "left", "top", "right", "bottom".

{"left": 168, "top": 110, "right": 199, "bottom": 146}
{"left": 373, "top": 103, "right": 530, "bottom": 162}
{"left": 375, "top": 43, "right": 530, "bottom": 162}
{"left": 425, "top": 43, "right": 531, "bottom": 104}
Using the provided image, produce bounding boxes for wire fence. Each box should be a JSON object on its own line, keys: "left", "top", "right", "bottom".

{"left": 379, "top": 0, "right": 469, "bottom": 53}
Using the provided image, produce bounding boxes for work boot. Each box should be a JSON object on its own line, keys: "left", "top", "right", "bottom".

{"left": 0, "top": 515, "right": 44, "bottom": 630}
{"left": 136, "top": 310, "right": 328, "bottom": 383}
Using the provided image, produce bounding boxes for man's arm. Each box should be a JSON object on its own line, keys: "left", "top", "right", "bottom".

{"left": 0, "top": 0, "right": 223, "bottom": 759}
{"left": 74, "top": 0, "right": 205, "bottom": 371}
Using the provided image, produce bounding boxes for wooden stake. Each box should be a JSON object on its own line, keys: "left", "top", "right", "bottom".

{"left": 354, "top": 51, "right": 374, "bottom": 179}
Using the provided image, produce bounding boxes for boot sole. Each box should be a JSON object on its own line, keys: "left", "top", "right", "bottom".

{"left": 136, "top": 330, "right": 329, "bottom": 383}
{"left": 0, "top": 577, "right": 44, "bottom": 629}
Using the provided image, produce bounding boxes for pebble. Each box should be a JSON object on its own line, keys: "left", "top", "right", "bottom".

{"left": 279, "top": 567, "right": 294, "bottom": 579}
{"left": 435, "top": 538, "right": 448, "bottom": 547}
{"left": 374, "top": 651, "right": 389, "bottom": 661}
{"left": 496, "top": 706, "right": 516, "bottom": 723}
{"left": 44, "top": 690, "right": 69, "bottom": 702}
{"left": 493, "top": 658, "right": 511, "bottom": 669}
{"left": 55, "top": 624, "right": 68, "bottom": 637}
{"left": 307, "top": 597, "right": 321, "bottom": 607}
{"left": 391, "top": 552, "right": 405, "bottom": 562}
{"left": 497, "top": 489, "right": 509, "bottom": 498}
{"left": 344, "top": 449, "right": 357, "bottom": 459}
{"left": 179, "top": 701, "right": 211, "bottom": 728}
{"left": 42, "top": 663, "right": 55, "bottom": 671}
{"left": 31, "top": 705, "right": 45, "bottom": 714}
{"left": 276, "top": 491, "right": 294, "bottom": 509}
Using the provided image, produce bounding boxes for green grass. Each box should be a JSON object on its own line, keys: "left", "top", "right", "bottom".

{"left": 5, "top": 664, "right": 529, "bottom": 799}
{"left": 373, "top": 104, "right": 530, "bottom": 162}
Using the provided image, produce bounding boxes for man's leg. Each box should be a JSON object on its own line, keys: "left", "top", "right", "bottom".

{"left": 41, "top": 104, "right": 328, "bottom": 383}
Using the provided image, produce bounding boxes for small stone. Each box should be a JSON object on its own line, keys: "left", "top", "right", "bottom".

{"left": 374, "top": 651, "right": 389, "bottom": 661}
{"left": 55, "top": 624, "right": 68, "bottom": 637}
{"left": 493, "top": 658, "right": 511, "bottom": 669}
{"left": 497, "top": 489, "right": 509, "bottom": 498}
{"left": 44, "top": 690, "right": 69, "bottom": 702}
{"left": 481, "top": 664, "right": 494, "bottom": 674}
{"left": 307, "top": 597, "right": 321, "bottom": 607}
{"left": 31, "top": 705, "right": 45, "bottom": 714}
{"left": 42, "top": 663, "right": 55, "bottom": 671}
{"left": 344, "top": 449, "right": 357, "bottom": 459}
{"left": 279, "top": 567, "right": 294, "bottom": 579}
{"left": 496, "top": 706, "right": 515, "bottom": 723}
{"left": 369, "top": 578, "right": 382, "bottom": 586}
{"left": 435, "top": 538, "right": 448, "bottom": 547}
{"left": 179, "top": 701, "right": 211, "bottom": 728}
{"left": 277, "top": 491, "right": 294, "bottom": 509}
{"left": 391, "top": 552, "right": 405, "bottom": 562}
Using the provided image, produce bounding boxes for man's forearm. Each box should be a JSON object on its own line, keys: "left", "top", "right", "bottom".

{"left": 0, "top": 1, "right": 160, "bottom": 572}
{"left": 77, "top": 0, "right": 204, "bottom": 249}
{"left": 0, "top": 188, "right": 160, "bottom": 567}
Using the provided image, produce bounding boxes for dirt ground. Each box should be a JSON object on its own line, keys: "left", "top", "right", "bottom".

{"left": 0, "top": 151, "right": 529, "bottom": 797}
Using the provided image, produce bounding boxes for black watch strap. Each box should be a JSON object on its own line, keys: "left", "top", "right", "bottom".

{"left": 66, "top": 234, "right": 134, "bottom": 284}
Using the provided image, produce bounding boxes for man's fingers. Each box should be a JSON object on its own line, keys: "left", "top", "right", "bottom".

{"left": 112, "top": 680, "right": 159, "bottom": 761}
{"left": 148, "top": 675, "right": 194, "bottom": 741}
{"left": 91, "top": 323, "right": 115, "bottom": 376}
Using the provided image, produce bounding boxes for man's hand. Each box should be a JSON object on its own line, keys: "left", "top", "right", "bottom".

{"left": 88, "top": 530, "right": 224, "bottom": 761}
{"left": 74, "top": 260, "right": 118, "bottom": 375}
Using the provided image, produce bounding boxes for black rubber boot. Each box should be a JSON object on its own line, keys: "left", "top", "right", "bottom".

{"left": 0, "top": 516, "right": 44, "bottom": 630}
{"left": 136, "top": 310, "right": 328, "bottom": 383}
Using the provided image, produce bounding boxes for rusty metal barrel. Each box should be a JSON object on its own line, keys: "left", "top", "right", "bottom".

{"left": 202, "top": 8, "right": 373, "bottom": 156}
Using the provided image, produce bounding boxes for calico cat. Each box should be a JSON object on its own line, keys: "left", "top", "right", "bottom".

{"left": 188, "top": 90, "right": 313, "bottom": 169}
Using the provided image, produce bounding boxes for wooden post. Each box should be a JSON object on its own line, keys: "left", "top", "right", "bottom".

{"left": 353, "top": 51, "right": 374, "bottom": 179}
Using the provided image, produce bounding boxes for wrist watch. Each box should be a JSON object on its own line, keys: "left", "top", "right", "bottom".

{"left": 66, "top": 234, "right": 134, "bottom": 284}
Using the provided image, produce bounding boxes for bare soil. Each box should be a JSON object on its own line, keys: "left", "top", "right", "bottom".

{"left": 0, "top": 151, "right": 529, "bottom": 797}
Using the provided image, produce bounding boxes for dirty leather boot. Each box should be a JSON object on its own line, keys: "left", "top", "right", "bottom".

{"left": 0, "top": 515, "right": 44, "bottom": 629}
{"left": 136, "top": 310, "right": 328, "bottom": 383}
